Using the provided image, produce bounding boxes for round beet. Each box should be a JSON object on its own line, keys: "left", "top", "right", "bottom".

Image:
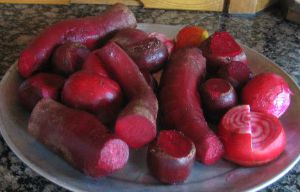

{"left": 18, "top": 73, "right": 65, "bottom": 110}
{"left": 242, "top": 72, "right": 292, "bottom": 118}
{"left": 200, "top": 78, "right": 238, "bottom": 121}
{"left": 126, "top": 37, "right": 168, "bottom": 73}
{"left": 140, "top": 69, "right": 158, "bottom": 93}
{"left": 52, "top": 42, "right": 90, "bottom": 75}
{"left": 147, "top": 130, "right": 196, "bottom": 184}
{"left": 111, "top": 28, "right": 148, "bottom": 48}
{"left": 217, "top": 61, "right": 253, "bottom": 89}
{"left": 62, "top": 71, "right": 123, "bottom": 124}
{"left": 148, "top": 32, "right": 175, "bottom": 56}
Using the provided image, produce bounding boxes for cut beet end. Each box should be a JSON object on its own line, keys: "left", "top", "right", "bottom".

{"left": 210, "top": 32, "right": 242, "bottom": 57}
{"left": 115, "top": 115, "right": 157, "bottom": 148}
{"left": 147, "top": 130, "right": 196, "bottom": 184}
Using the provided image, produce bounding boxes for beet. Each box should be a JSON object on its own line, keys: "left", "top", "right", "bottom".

{"left": 217, "top": 61, "right": 252, "bottom": 89}
{"left": 148, "top": 32, "right": 175, "bottom": 56}
{"left": 81, "top": 51, "right": 109, "bottom": 77}
{"left": 147, "top": 130, "right": 196, "bottom": 184}
{"left": 62, "top": 71, "right": 123, "bottom": 124}
{"left": 51, "top": 42, "right": 90, "bottom": 75}
{"left": 140, "top": 69, "right": 158, "bottom": 93}
{"left": 111, "top": 28, "right": 148, "bottom": 48}
{"left": 126, "top": 37, "right": 168, "bottom": 73}
{"left": 200, "top": 78, "right": 238, "bottom": 121}
{"left": 201, "top": 31, "right": 247, "bottom": 73}
{"left": 242, "top": 72, "right": 292, "bottom": 118}
{"left": 96, "top": 42, "right": 158, "bottom": 148}
{"left": 28, "top": 99, "right": 129, "bottom": 177}
{"left": 159, "top": 47, "right": 224, "bottom": 164}
{"left": 18, "top": 73, "right": 65, "bottom": 110}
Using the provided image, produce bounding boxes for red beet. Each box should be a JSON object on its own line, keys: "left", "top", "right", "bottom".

{"left": 242, "top": 72, "right": 292, "bottom": 118}
{"left": 18, "top": 3, "right": 136, "bottom": 78}
{"left": 96, "top": 42, "right": 158, "bottom": 148}
{"left": 111, "top": 28, "right": 148, "bottom": 48}
{"left": 218, "top": 105, "right": 286, "bottom": 166}
{"left": 62, "top": 71, "right": 123, "bottom": 124}
{"left": 147, "top": 130, "right": 196, "bottom": 184}
{"left": 200, "top": 78, "right": 237, "bottom": 121}
{"left": 217, "top": 61, "right": 253, "bottom": 89}
{"left": 159, "top": 48, "right": 224, "bottom": 164}
{"left": 81, "top": 52, "right": 109, "bottom": 77}
{"left": 28, "top": 99, "right": 129, "bottom": 177}
{"left": 126, "top": 37, "right": 168, "bottom": 72}
{"left": 18, "top": 73, "right": 65, "bottom": 110}
{"left": 201, "top": 31, "right": 247, "bottom": 73}
{"left": 51, "top": 42, "right": 90, "bottom": 75}
{"left": 148, "top": 32, "right": 175, "bottom": 56}
{"left": 140, "top": 69, "right": 158, "bottom": 93}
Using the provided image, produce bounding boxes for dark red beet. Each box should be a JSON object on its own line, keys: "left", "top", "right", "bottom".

{"left": 217, "top": 61, "right": 252, "bottom": 89}
{"left": 126, "top": 37, "right": 168, "bottom": 72}
{"left": 18, "top": 73, "right": 65, "bottom": 110}
{"left": 159, "top": 48, "right": 224, "bottom": 164}
{"left": 18, "top": 3, "right": 136, "bottom": 78}
{"left": 62, "top": 71, "right": 123, "bottom": 124}
{"left": 28, "top": 99, "right": 129, "bottom": 177}
{"left": 96, "top": 42, "right": 158, "bottom": 148}
{"left": 81, "top": 52, "right": 109, "bottom": 77}
{"left": 201, "top": 32, "right": 247, "bottom": 73}
{"left": 148, "top": 32, "right": 175, "bottom": 56}
{"left": 200, "top": 78, "right": 237, "bottom": 121}
{"left": 147, "top": 130, "right": 196, "bottom": 184}
{"left": 51, "top": 42, "right": 90, "bottom": 75}
{"left": 140, "top": 69, "right": 158, "bottom": 93}
{"left": 111, "top": 28, "right": 148, "bottom": 48}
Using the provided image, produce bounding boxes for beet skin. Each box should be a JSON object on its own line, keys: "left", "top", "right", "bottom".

{"left": 96, "top": 42, "right": 158, "bottom": 148}
{"left": 28, "top": 99, "right": 129, "bottom": 178}
{"left": 159, "top": 48, "right": 224, "bottom": 165}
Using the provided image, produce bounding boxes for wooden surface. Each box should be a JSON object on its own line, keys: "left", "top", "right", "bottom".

{"left": 0, "top": 0, "right": 69, "bottom": 4}
{"left": 281, "top": 0, "right": 300, "bottom": 24}
{"left": 70, "top": 0, "right": 141, "bottom": 6}
{"left": 228, "top": 0, "right": 279, "bottom": 13}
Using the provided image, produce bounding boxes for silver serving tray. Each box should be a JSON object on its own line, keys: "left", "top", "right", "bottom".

{"left": 0, "top": 23, "right": 300, "bottom": 192}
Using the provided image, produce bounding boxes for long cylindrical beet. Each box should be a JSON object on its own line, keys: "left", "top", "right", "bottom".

{"left": 96, "top": 42, "right": 158, "bottom": 148}
{"left": 18, "top": 3, "right": 137, "bottom": 78}
{"left": 28, "top": 99, "right": 129, "bottom": 177}
{"left": 159, "top": 48, "right": 224, "bottom": 165}
{"left": 147, "top": 130, "right": 196, "bottom": 184}
{"left": 81, "top": 52, "right": 109, "bottom": 77}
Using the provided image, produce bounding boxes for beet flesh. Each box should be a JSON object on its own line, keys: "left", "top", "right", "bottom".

{"left": 96, "top": 42, "right": 158, "bottom": 148}
{"left": 159, "top": 47, "right": 224, "bottom": 164}
{"left": 18, "top": 73, "right": 65, "bottom": 110}
{"left": 28, "top": 99, "right": 129, "bottom": 177}
{"left": 147, "top": 130, "right": 196, "bottom": 184}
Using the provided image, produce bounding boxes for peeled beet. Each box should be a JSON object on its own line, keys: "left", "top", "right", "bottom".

{"left": 126, "top": 37, "right": 168, "bottom": 72}
{"left": 51, "top": 42, "right": 90, "bottom": 75}
{"left": 201, "top": 31, "right": 247, "bottom": 73}
{"left": 111, "top": 28, "right": 148, "bottom": 48}
{"left": 18, "top": 73, "right": 65, "bottom": 110}
{"left": 200, "top": 78, "right": 237, "bottom": 121}
{"left": 28, "top": 99, "right": 129, "bottom": 177}
{"left": 217, "top": 61, "right": 253, "bottom": 89}
{"left": 242, "top": 72, "right": 292, "bottom": 118}
{"left": 96, "top": 42, "right": 158, "bottom": 148}
{"left": 81, "top": 52, "right": 109, "bottom": 77}
{"left": 147, "top": 130, "right": 196, "bottom": 184}
{"left": 62, "top": 71, "right": 123, "bottom": 124}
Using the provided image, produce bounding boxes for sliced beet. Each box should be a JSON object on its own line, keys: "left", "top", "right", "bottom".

{"left": 217, "top": 61, "right": 253, "bottom": 90}
{"left": 147, "top": 130, "right": 196, "bottom": 184}
{"left": 28, "top": 99, "right": 129, "bottom": 177}
{"left": 18, "top": 73, "right": 65, "bottom": 110}
{"left": 200, "top": 78, "right": 237, "bottom": 121}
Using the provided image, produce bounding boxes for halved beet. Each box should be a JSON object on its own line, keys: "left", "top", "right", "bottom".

{"left": 218, "top": 105, "right": 286, "bottom": 166}
{"left": 200, "top": 78, "right": 237, "bottom": 121}
{"left": 200, "top": 31, "right": 247, "bottom": 73}
{"left": 242, "top": 72, "right": 292, "bottom": 118}
{"left": 18, "top": 73, "right": 65, "bottom": 110}
{"left": 217, "top": 61, "right": 253, "bottom": 90}
{"left": 147, "top": 130, "right": 196, "bottom": 184}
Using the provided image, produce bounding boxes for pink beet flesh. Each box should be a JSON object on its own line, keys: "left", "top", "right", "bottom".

{"left": 96, "top": 42, "right": 158, "bottom": 148}
{"left": 242, "top": 72, "right": 292, "bottom": 118}
{"left": 28, "top": 99, "right": 129, "bottom": 177}
{"left": 18, "top": 73, "right": 65, "bottom": 110}
{"left": 62, "top": 70, "right": 123, "bottom": 124}
{"left": 18, "top": 3, "right": 136, "bottom": 78}
{"left": 159, "top": 48, "right": 224, "bottom": 164}
{"left": 147, "top": 130, "right": 196, "bottom": 184}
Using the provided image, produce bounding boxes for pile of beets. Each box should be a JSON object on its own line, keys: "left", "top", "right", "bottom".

{"left": 17, "top": 3, "right": 292, "bottom": 184}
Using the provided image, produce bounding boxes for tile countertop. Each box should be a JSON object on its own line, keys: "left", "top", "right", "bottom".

{"left": 0, "top": 3, "right": 300, "bottom": 192}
